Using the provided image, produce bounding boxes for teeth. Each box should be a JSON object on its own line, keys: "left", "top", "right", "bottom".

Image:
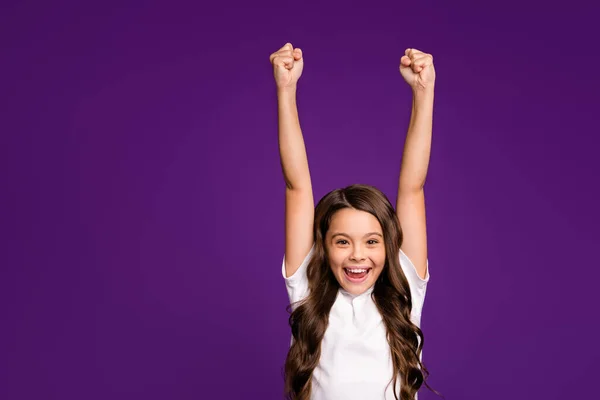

{"left": 348, "top": 268, "right": 367, "bottom": 273}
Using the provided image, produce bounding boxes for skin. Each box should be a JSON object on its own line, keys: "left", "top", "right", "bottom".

{"left": 271, "top": 43, "right": 434, "bottom": 284}
{"left": 396, "top": 49, "right": 435, "bottom": 280}
{"left": 324, "top": 208, "right": 387, "bottom": 295}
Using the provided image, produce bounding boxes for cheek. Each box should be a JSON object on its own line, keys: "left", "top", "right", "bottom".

{"left": 326, "top": 249, "right": 346, "bottom": 269}
{"left": 328, "top": 255, "right": 344, "bottom": 269}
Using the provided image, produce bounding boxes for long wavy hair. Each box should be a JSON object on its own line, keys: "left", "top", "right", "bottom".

{"left": 284, "top": 184, "right": 434, "bottom": 400}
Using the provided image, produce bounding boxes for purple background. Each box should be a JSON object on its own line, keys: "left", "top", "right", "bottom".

{"left": 2, "top": 1, "right": 599, "bottom": 399}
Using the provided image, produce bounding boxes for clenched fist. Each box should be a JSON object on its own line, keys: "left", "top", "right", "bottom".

{"left": 269, "top": 43, "right": 304, "bottom": 91}
{"left": 400, "top": 48, "right": 436, "bottom": 91}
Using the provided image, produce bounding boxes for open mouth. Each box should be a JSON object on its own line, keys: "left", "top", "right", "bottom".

{"left": 343, "top": 267, "right": 372, "bottom": 283}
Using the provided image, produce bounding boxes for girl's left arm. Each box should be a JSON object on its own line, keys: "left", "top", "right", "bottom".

{"left": 396, "top": 49, "right": 436, "bottom": 280}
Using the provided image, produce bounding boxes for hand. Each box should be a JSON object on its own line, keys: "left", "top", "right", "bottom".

{"left": 269, "top": 43, "right": 304, "bottom": 91}
{"left": 400, "top": 48, "right": 435, "bottom": 92}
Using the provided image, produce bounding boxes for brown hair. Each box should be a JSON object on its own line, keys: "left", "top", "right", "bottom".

{"left": 284, "top": 184, "right": 434, "bottom": 400}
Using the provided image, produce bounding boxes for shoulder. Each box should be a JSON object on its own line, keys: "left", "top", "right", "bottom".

{"left": 399, "top": 248, "right": 430, "bottom": 287}
{"left": 399, "top": 248, "right": 430, "bottom": 325}
{"left": 282, "top": 243, "right": 315, "bottom": 306}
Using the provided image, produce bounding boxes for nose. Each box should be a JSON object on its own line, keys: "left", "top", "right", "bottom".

{"left": 350, "top": 244, "right": 366, "bottom": 261}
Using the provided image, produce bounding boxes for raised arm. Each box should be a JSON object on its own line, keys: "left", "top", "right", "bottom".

{"left": 396, "top": 48, "right": 436, "bottom": 280}
{"left": 269, "top": 43, "right": 314, "bottom": 278}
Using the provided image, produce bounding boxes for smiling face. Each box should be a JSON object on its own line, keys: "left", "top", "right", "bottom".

{"left": 324, "top": 208, "right": 387, "bottom": 295}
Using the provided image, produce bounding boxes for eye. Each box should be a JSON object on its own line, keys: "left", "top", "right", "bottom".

{"left": 336, "top": 240, "right": 348, "bottom": 245}
{"left": 367, "top": 240, "right": 379, "bottom": 245}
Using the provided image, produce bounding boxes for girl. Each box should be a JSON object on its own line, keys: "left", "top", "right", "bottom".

{"left": 269, "top": 43, "right": 436, "bottom": 400}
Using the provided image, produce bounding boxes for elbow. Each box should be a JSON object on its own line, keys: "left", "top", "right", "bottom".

{"left": 399, "top": 179, "right": 425, "bottom": 194}
{"left": 285, "top": 179, "right": 311, "bottom": 192}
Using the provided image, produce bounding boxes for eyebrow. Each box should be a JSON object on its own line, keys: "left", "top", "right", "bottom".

{"left": 331, "top": 232, "right": 383, "bottom": 238}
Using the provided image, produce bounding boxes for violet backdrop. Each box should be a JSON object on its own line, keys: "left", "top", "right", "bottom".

{"left": 2, "top": 1, "right": 599, "bottom": 399}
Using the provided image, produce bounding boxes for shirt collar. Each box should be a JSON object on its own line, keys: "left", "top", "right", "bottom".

{"left": 339, "top": 284, "right": 375, "bottom": 300}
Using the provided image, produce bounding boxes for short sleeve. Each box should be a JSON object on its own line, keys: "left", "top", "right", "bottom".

{"left": 282, "top": 244, "right": 315, "bottom": 308}
{"left": 399, "top": 249, "right": 430, "bottom": 326}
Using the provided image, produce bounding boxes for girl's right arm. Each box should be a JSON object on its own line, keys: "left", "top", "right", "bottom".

{"left": 270, "top": 43, "right": 314, "bottom": 278}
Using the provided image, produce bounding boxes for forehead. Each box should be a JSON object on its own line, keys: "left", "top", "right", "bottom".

{"left": 328, "top": 208, "right": 382, "bottom": 232}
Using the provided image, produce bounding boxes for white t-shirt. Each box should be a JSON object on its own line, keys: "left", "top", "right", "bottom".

{"left": 282, "top": 244, "right": 430, "bottom": 400}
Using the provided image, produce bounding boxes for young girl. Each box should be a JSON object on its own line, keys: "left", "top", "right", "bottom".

{"left": 269, "top": 43, "right": 436, "bottom": 400}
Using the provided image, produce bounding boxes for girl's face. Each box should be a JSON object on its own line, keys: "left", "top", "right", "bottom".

{"left": 324, "top": 208, "right": 387, "bottom": 295}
